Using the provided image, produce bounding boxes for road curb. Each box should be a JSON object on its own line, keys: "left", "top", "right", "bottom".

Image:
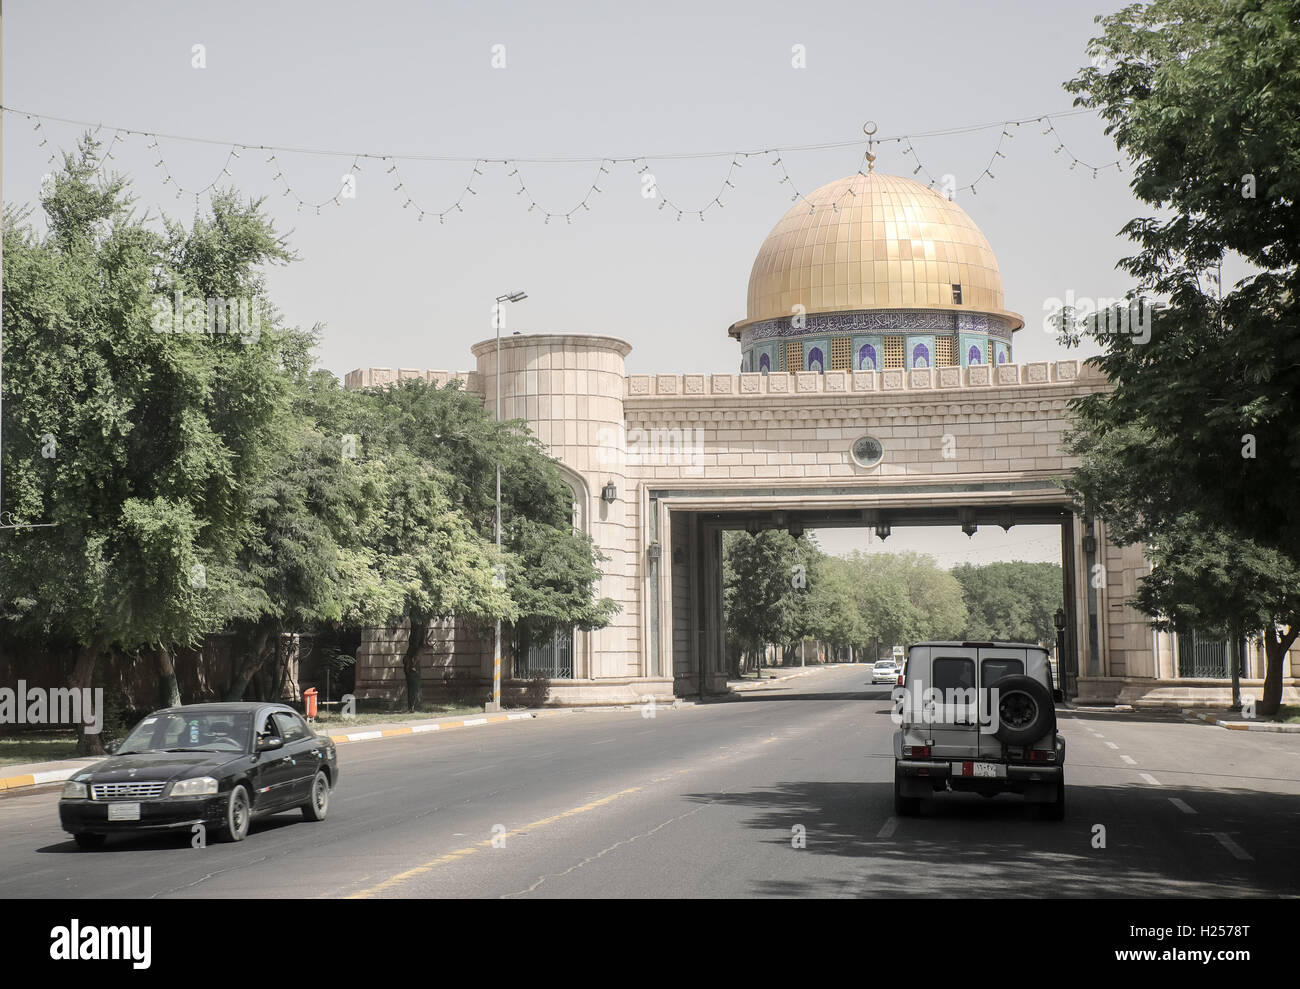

{"left": 732, "top": 670, "right": 816, "bottom": 691}
{"left": 1181, "top": 709, "right": 1300, "bottom": 732}
{"left": 730, "top": 663, "right": 852, "bottom": 692}
{"left": 0, "top": 766, "right": 84, "bottom": 794}
{"left": 325, "top": 710, "right": 540, "bottom": 745}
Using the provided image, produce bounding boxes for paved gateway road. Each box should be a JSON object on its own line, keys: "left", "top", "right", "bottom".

{"left": 1, "top": 667, "right": 1297, "bottom": 898}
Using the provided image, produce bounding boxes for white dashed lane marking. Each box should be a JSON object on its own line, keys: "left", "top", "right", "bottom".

{"left": 1211, "top": 832, "right": 1253, "bottom": 861}
{"left": 1140, "top": 772, "right": 1162, "bottom": 786}
{"left": 1168, "top": 798, "right": 1196, "bottom": 815}
{"left": 1120, "top": 754, "right": 1137, "bottom": 765}
{"left": 876, "top": 817, "right": 899, "bottom": 839}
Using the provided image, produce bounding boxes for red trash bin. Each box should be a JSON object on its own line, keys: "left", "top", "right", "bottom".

{"left": 303, "top": 687, "right": 318, "bottom": 720}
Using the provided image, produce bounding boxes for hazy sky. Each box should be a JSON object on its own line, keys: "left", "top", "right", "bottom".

{"left": 6, "top": 0, "right": 1177, "bottom": 566}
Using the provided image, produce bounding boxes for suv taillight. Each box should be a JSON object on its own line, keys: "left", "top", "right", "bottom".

{"left": 903, "top": 744, "right": 931, "bottom": 758}
{"left": 1026, "top": 749, "right": 1056, "bottom": 763}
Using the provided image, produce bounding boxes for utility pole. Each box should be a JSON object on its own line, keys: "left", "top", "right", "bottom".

{"left": 1230, "top": 622, "right": 1243, "bottom": 712}
{"left": 1, "top": 0, "right": 6, "bottom": 521}
{"left": 485, "top": 291, "right": 526, "bottom": 713}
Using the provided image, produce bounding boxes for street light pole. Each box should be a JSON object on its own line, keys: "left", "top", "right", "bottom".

{"left": 486, "top": 291, "right": 527, "bottom": 713}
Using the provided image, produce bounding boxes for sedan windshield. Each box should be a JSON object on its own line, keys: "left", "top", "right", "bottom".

{"left": 117, "top": 712, "right": 253, "bottom": 754}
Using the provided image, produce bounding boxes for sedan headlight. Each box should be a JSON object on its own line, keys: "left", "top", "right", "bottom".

{"left": 169, "top": 776, "right": 219, "bottom": 797}
{"left": 62, "top": 781, "right": 88, "bottom": 799}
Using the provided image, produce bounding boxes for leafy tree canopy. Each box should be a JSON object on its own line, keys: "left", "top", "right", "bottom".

{"left": 1063, "top": 0, "right": 1300, "bottom": 711}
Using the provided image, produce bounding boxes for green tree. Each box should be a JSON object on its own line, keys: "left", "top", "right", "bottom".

{"left": 1, "top": 139, "right": 297, "bottom": 749}
{"left": 218, "top": 368, "right": 391, "bottom": 702}
{"left": 951, "top": 561, "right": 1063, "bottom": 644}
{"left": 349, "top": 378, "right": 615, "bottom": 707}
{"left": 723, "top": 530, "right": 807, "bottom": 675}
{"left": 799, "top": 554, "right": 867, "bottom": 660}
{"left": 843, "top": 551, "right": 967, "bottom": 651}
{"left": 363, "top": 451, "right": 515, "bottom": 709}
{"left": 1063, "top": 0, "right": 1300, "bottom": 712}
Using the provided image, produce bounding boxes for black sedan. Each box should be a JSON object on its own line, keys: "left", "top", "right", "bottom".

{"left": 59, "top": 702, "right": 338, "bottom": 849}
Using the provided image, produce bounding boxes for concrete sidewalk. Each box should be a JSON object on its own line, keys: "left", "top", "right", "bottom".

{"left": 728, "top": 662, "right": 859, "bottom": 692}
{"left": 1181, "top": 708, "right": 1300, "bottom": 732}
{"left": 0, "top": 701, "right": 682, "bottom": 795}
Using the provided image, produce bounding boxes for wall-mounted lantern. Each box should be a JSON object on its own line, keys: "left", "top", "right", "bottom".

{"left": 874, "top": 524, "right": 891, "bottom": 541}
{"left": 601, "top": 481, "right": 617, "bottom": 503}
{"left": 647, "top": 542, "right": 662, "bottom": 562}
{"left": 959, "top": 507, "right": 978, "bottom": 538}
{"left": 1054, "top": 608, "right": 1066, "bottom": 632}
{"left": 1082, "top": 531, "right": 1096, "bottom": 554}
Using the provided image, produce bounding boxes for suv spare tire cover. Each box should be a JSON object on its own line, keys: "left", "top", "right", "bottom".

{"left": 992, "top": 674, "right": 1056, "bottom": 745}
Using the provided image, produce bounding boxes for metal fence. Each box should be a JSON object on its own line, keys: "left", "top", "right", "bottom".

{"left": 1175, "top": 630, "right": 1244, "bottom": 679}
{"left": 514, "top": 629, "right": 574, "bottom": 679}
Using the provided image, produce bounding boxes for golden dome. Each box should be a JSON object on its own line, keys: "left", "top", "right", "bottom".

{"left": 735, "top": 172, "right": 1023, "bottom": 334}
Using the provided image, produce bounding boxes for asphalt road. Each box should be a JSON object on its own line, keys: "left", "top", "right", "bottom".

{"left": 1, "top": 666, "right": 1297, "bottom": 898}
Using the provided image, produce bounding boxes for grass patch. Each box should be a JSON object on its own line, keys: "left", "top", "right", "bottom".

{"left": 0, "top": 734, "right": 83, "bottom": 768}
{"left": 1268, "top": 704, "right": 1300, "bottom": 724}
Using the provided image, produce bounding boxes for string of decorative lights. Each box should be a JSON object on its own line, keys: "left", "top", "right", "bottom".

{"left": 155, "top": 139, "right": 239, "bottom": 208}
{"left": 8, "top": 103, "right": 1101, "bottom": 162}
{"left": 897, "top": 116, "right": 1122, "bottom": 198}
{"left": 8, "top": 105, "right": 1123, "bottom": 224}
{"left": 506, "top": 158, "right": 612, "bottom": 224}
{"left": 646, "top": 155, "right": 745, "bottom": 221}
{"left": 266, "top": 150, "right": 362, "bottom": 213}
{"left": 384, "top": 156, "right": 483, "bottom": 222}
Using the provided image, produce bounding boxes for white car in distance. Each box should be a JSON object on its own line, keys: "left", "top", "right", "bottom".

{"left": 871, "top": 660, "right": 900, "bottom": 684}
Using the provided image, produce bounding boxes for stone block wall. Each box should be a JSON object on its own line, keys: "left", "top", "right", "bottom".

{"left": 622, "top": 360, "right": 1095, "bottom": 484}
{"left": 469, "top": 335, "right": 640, "bottom": 680}
{"left": 353, "top": 618, "right": 492, "bottom": 704}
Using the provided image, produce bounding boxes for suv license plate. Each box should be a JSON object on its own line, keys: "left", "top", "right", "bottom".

{"left": 953, "top": 761, "right": 1006, "bottom": 779}
{"left": 107, "top": 803, "right": 140, "bottom": 821}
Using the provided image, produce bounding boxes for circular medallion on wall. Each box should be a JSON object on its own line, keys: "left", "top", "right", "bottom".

{"left": 850, "top": 435, "right": 884, "bottom": 469}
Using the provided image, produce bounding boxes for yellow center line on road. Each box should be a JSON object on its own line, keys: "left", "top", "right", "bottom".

{"left": 344, "top": 777, "right": 685, "bottom": 898}
{"left": 340, "top": 704, "right": 845, "bottom": 898}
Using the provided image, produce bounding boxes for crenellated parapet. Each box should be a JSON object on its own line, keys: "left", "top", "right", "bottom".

{"left": 344, "top": 359, "right": 1102, "bottom": 406}
{"left": 624, "top": 360, "right": 1096, "bottom": 401}
{"left": 343, "top": 366, "right": 483, "bottom": 393}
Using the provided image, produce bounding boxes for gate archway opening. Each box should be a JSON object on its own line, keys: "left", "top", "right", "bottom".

{"left": 654, "top": 497, "right": 1085, "bottom": 701}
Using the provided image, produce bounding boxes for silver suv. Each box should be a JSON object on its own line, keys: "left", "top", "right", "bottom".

{"left": 892, "top": 641, "right": 1065, "bottom": 819}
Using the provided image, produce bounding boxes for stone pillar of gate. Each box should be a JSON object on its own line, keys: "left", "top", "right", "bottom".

{"left": 668, "top": 509, "right": 697, "bottom": 697}
{"left": 700, "top": 521, "right": 727, "bottom": 696}
{"left": 471, "top": 333, "right": 635, "bottom": 681}
{"left": 1060, "top": 514, "right": 1080, "bottom": 699}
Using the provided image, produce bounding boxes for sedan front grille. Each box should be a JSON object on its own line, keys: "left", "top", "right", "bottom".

{"left": 91, "top": 781, "right": 168, "bottom": 800}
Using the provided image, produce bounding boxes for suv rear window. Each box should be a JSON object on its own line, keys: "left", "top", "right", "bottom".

{"left": 981, "top": 658, "right": 1023, "bottom": 687}
{"left": 932, "top": 657, "right": 974, "bottom": 690}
